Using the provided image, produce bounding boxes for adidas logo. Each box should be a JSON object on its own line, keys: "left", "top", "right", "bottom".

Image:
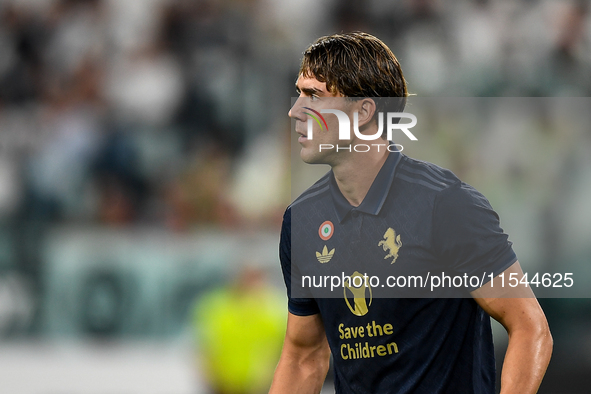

{"left": 316, "top": 245, "right": 335, "bottom": 264}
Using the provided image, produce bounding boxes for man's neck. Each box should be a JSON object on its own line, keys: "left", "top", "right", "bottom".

{"left": 331, "top": 148, "right": 389, "bottom": 207}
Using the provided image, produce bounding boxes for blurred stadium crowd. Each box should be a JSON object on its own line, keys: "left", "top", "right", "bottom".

{"left": 0, "top": 0, "right": 589, "bottom": 233}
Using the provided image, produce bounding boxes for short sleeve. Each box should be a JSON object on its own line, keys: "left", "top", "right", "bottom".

{"left": 432, "top": 182, "right": 517, "bottom": 289}
{"left": 280, "top": 207, "right": 320, "bottom": 316}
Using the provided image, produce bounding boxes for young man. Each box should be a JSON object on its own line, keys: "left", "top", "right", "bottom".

{"left": 270, "top": 33, "right": 552, "bottom": 393}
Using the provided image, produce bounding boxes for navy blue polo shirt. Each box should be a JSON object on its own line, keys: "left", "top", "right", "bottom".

{"left": 279, "top": 150, "right": 517, "bottom": 393}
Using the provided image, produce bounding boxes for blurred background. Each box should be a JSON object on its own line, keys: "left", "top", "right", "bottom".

{"left": 0, "top": 0, "right": 590, "bottom": 393}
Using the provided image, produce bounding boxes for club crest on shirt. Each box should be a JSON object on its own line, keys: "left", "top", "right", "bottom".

{"left": 378, "top": 228, "right": 402, "bottom": 264}
{"left": 316, "top": 245, "right": 335, "bottom": 263}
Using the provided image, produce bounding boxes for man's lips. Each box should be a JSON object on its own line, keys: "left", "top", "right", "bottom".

{"left": 296, "top": 129, "right": 308, "bottom": 140}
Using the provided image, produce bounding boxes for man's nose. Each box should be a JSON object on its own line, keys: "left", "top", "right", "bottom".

{"left": 288, "top": 97, "right": 305, "bottom": 121}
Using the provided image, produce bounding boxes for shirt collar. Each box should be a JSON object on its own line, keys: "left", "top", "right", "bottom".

{"left": 330, "top": 149, "right": 402, "bottom": 223}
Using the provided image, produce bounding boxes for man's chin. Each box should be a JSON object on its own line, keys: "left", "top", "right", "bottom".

{"left": 300, "top": 148, "right": 324, "bottom": 164}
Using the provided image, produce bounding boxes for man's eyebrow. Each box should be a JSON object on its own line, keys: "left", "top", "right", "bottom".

{"left": 295, "top": 85, "right": 323, "bottom": 96}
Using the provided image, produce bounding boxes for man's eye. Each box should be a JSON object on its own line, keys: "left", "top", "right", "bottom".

{"left": 310, "top": 95, "right": 319, "bottom": 101}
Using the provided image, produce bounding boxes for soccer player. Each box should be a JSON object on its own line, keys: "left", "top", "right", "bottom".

{"left": 270, "top": 33, "right": 552, "bottom": 393}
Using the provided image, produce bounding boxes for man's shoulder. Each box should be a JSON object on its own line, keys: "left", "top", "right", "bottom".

{"left": 288, "top": 170, "right": 332, "bottom": 210}
{"left": 395, "top": 155, "right": 461, "bottom": 193}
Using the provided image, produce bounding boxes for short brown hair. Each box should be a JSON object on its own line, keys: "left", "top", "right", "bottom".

{"left": 300, "top": 32, "right": 408, "bottom": 112}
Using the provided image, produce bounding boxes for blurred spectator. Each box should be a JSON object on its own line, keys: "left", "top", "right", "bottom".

{"left": 104, "top": 43, "right": 184, "bottom": 126}
{"left": 398, "top": 0, "right": 454, "bottom": 95}
{"left": 192, "top": 265, "right": 285, "bottom": 394}
{"left": 91, "top": 129, "right": 148, "bottom": 225}
{"left": 228, "top": 125, "right": 291, "bottom": 227}
{"left": 538, "top": 1, "right": 591, "bottom": 95}
{"left": 165, "top": 141, "right": 238, "bottom": 229}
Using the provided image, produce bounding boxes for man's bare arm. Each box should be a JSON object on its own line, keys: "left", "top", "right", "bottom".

{"left": 269, "top": 312, "right": 330, "bottom": 394}
{"left": 472, "top": 261, "right": 553, "bottom": 394}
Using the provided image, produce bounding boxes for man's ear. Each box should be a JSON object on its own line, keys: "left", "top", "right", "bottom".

{"left": 356, "top": 98, "right": 377, "bottom": 130}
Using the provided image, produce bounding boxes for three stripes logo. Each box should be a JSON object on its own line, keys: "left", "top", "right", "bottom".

{"left": 316, "top": 245, "right": 335, "bottom": 264}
